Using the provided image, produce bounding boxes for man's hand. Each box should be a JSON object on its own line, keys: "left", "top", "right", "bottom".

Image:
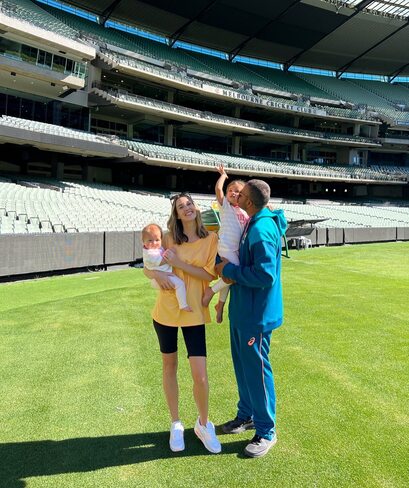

{"left": 215, "top": 258, "right": 235, "bottom": 284}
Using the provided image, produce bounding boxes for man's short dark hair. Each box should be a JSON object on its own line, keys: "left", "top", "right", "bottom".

{"left": 246, "top": 179, "right": 270, "bottom": 209}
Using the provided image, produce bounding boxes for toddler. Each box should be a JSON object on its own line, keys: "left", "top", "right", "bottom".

{"left": 202, "top": 165, "right": 248, "bottom": 322}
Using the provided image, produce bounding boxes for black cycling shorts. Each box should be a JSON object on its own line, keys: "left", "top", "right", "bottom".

{"left": 153, "top": 320, "right": 207, "bottom": 357}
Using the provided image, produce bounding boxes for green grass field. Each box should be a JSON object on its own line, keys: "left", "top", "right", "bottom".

{"left": 1, "top": 242, "right": 408, "bottom": 488}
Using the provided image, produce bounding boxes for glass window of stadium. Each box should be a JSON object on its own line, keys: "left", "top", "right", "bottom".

{"left": 0, "top": 91, "right": 88, "bottom": 130}
{"left": 90, "top": 118, "right": 127, "bottom": 136}
{"left": 0, "top": 93, "right": 6, "bottom": 115}
{"left": 73, "top": 61, "right": 87, "bottom": 78}
{"left": 37, "top": 50, "right": 53, "bottom": 69}
{"left": 6, "top": 96, "right": 21, "bottom": 118}
{"left": 0, "top": 38, "right": 20, "bottom": 58}
{"left": 33, "top": 101, "right": 47, "bottom": 122}
{"left": 0, "top": 39, "right": 87, "bottom": 79}
{"left": 21, "top": 99, "right": 33, "bottom": 119}
{"left": 21, "top": 45, "right": 37, "bottom": 64}
{"left": 53, "top": 55, "right": 66, "bottom": 74}
{"left": 66, "top": 59, "right": 74, "bottom": 73}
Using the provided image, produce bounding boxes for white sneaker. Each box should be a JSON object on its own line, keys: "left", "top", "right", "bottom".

{"left": 169, "top": 420, "right": 185, "bottom": 452}
{"left": 194, "top": 417, "right": 222, "bottom": 454}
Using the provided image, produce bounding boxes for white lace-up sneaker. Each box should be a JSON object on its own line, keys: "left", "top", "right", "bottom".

{"left": 194, "top": 417, "right": 222, "bottom": 454}
{"left": 169, "top": 420, "right": 185, "bottom": 452}
{"left": 244, "top": 433, "right": 277, "bottom": 458}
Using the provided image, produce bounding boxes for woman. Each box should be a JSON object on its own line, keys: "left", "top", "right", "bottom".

{"left": 143, "top": 193, "right": 221, "bottom": 454}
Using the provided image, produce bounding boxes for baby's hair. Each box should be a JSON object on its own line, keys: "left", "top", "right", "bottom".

{"left": 142, "top": 223, "right": 163, "bottom": 241}
{"left": 226, "top": 179, "right": 246, "bottom": 190}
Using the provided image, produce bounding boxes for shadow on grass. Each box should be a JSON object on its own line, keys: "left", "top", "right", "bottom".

{"left": 0, "top": 429, "right": 248, "bottom": 487}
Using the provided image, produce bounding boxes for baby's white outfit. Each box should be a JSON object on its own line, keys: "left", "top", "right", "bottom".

{"left": 143, "top": 246, "right": 189, "bottom": 309}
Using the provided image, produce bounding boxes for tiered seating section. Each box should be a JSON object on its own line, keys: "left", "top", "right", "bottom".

{"left": 239, "top": 63, "right": 338, "bottom": 101}
{"left": 97, "top": 49, "right": 379, "bottom": 123}
{"left": 0, "top": 178, "right": 171, "bottom": 234}
{"left": 280, "top": 201, "right": 409, "bottom": 228}
{"left": 0, "top": 115, "right": 406, "bottom": 182}
{"left": 0, "top": 116, "right": 112, "bottom": 144}
{"left": 0, "top": 2, "right": 408, "bottom": 194}
{"left": 0, "top": 116, "right": 128, "bottom": 158}
{"left": 34, "top": 3, "right": 409, "bottom": 125}
{"left": 93, "top": 86, "right": 377, "bottom": 146}
{"left": 1, "top": 0, "right": 79, "bottom": 40}
{"left": 299, "top": 74, "right": 409, "bottom": 125}
{"left": 1, "top": 179, "right": 409, "bottom": 235}
{"left": 121, "top": 140, "right": 407, "bottom": 183}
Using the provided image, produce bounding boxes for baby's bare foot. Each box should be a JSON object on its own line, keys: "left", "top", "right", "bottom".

{"left": 202, "top": 287, "right": 215, "bottom": 307}
{"left": 215, "top": 301, "right": 225, "bottom": 324}
{"left": 181, "top": 306, "right": 193, "bottom": 312}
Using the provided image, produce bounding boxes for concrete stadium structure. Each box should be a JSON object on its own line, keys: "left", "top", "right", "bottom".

{"left": 0, "top": 0, "right": 408, "bottom": 277}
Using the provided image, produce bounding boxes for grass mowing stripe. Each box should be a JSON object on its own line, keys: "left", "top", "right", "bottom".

{"left": 0, "top": 269, "right": 142, "bottom": 313}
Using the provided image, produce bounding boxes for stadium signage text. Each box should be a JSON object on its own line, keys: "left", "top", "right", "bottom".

{"left": 204, "top": 85, "right": 326, "bottom": 116}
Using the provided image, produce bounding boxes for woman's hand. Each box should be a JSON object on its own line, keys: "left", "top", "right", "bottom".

{"left": 163, "top": 248, "right": 215, "bottom": 282}
{"left": 154, "top": 272, "right": 175, "bottom": 290}
{"left": 143, "top": 268, "right": 175, "bottom": 290}
{"left": 163, "top": 248, "right": 182, "bottom": 268}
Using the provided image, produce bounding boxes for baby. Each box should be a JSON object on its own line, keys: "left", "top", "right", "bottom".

{"left": 142, "top": 223, "right": 192, "bottom": 312}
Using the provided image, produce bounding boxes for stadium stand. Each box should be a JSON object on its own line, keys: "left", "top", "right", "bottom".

{"left": 298, "top": 74, "right": 409, "bottom": 125}
{"left": 1, "top": 178, "right": 409, "bottom": 236}
{"left": 1, "top": 0, "right": 79, "bottom": 40}
{"left": 0, "top": 116, "right": 128, "bottom": 158}
{"left": 0, "top": 0, "right": 95, "bottom": 60}
{"left": 0, "top": 179, "right": 171, "bottom": 234}
{"left": 244, "top": 65, "right": 338, "bottom": 102}
{"left": 0, "top": 0, "right": 408, "bottom": 278}
{"left": 91, "top": 85, "right": 379, "bottom": 146}
{"left": 352, "top": 80, "right": 409, "bottom": 107}
{"left": 0, "top": 113, "right": 404, "bottom": 185}
{"left": 21, "top": 2, "right": 402, "bottom": 125}
{"left": 95, "top": 48, "right": 378, "bottom": 124}
{"left": 120, "top": 140, "right": 406, "bottom": 183}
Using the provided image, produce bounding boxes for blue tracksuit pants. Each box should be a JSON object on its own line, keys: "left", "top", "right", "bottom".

{"left": 230, "top": 326, "right": 276, "bottom": 440}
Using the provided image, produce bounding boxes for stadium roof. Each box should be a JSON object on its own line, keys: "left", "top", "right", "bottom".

{"left": 57, "top": 0, "right": 409, "bottom": 77}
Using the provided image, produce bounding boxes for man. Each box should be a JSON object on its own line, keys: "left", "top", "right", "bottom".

{"left": 215, "top": 179, "right": 287, "bottom": 458}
